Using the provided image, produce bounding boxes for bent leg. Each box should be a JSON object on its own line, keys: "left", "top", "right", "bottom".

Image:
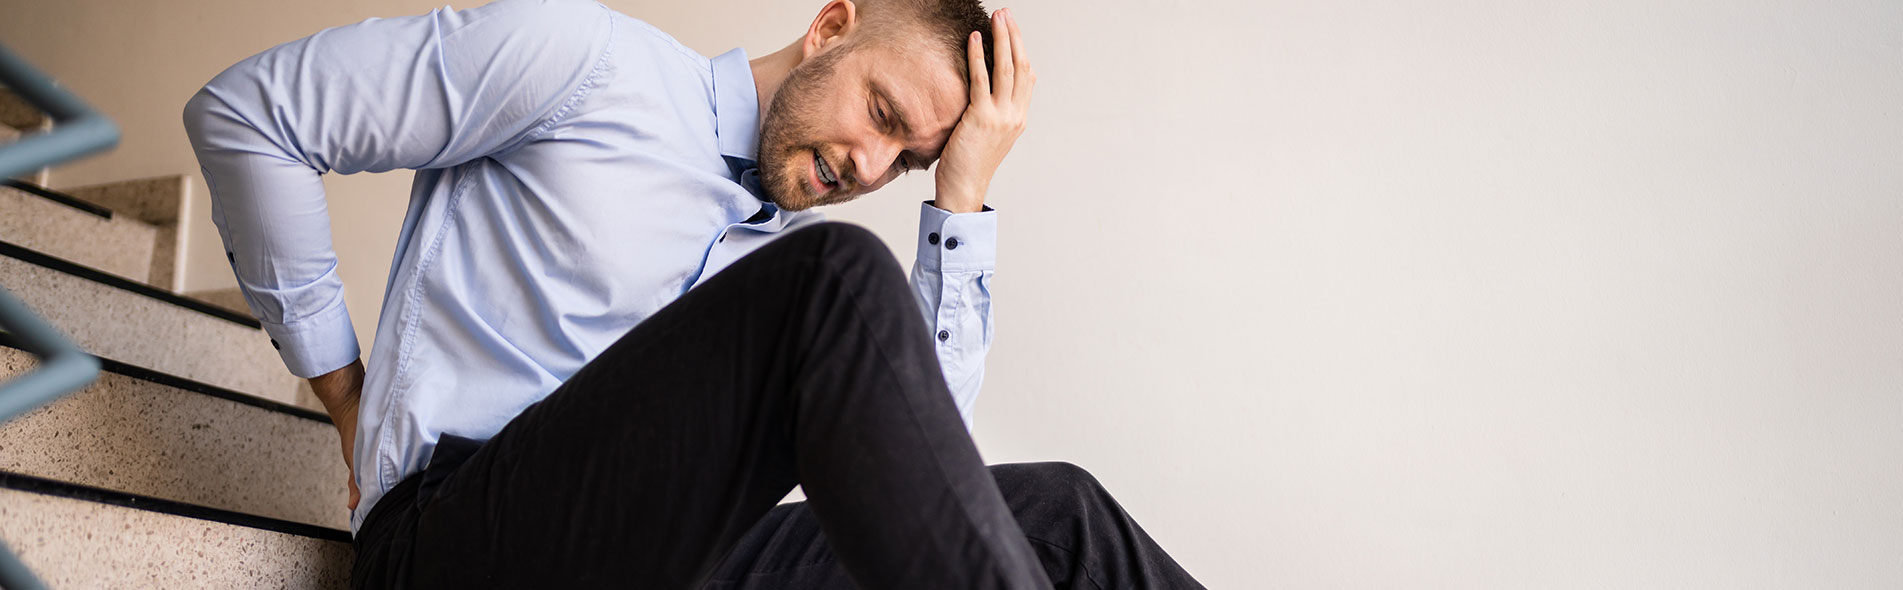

{"left": 383, "top": 223, "right": 1047, "bottom": 588}
{"left": 707, "top": 462, "right": 1207, "bottom": 590}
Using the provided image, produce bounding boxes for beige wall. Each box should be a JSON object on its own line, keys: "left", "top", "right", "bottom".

{"left": 7, "top": 0, "right": 1903, "bottom": 586}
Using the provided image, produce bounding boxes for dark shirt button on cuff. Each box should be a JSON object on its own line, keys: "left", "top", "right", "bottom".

{"left": 937, "top": 329, "right": 951, "bottom": 342}
{"left": 270, "top": 339, "right": 280, "bottom": 350}
{"left": 945, "top": 237, "right": 959, "bottom": 250}
{"left": 928, "top": 232, "right": 940, "bottom": 245}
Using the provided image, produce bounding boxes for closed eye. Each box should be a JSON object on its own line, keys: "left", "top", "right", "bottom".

{"left": 871, "top": 100, "right": 914, "bottom": 174}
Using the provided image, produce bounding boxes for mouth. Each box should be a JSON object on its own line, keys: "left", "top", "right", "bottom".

{"left": 811, "top": 150, "right": 840, "bottom": 195}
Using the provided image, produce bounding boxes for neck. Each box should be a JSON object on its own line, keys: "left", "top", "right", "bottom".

{"left": 749, "top": 41, "right": 804, "bottom": 122}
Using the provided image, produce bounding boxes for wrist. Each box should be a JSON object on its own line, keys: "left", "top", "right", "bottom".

{"left": 931, "top": 198, "right": 984, "bottom": 214}
{"left": 308, "top": 359, "right": 365, "bottom": 413}
{"left": 933, "top": 184, "right": 988, "bottom": 214}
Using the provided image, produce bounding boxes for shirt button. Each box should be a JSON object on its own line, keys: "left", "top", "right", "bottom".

{"left": 937, "top": 329, "right": 950, "bottom": 342}
{"left": 928, "top": 232, "right": 940, "bottom": 245}
{"left": 227, "top": 251, "right": 235, "bottom": 263}
{"left": 270, "top": 339, "right": 280, "bottom": 350}
{"left": 945, "top": 237, "right": 959, "bottom": 250}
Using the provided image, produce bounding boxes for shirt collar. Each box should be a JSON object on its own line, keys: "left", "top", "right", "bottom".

{"left": 711, "top": 48, "right": 760, "bottom": 162}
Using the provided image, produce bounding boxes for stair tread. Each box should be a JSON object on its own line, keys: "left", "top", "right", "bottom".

{"left": 0, "top": 483, "right": 350, "bottom": 589}
{"left": 1, "top": 183, "right": 159, "bottom": 283}
{"left": 1, "top": 344, "right": 349, "bottom": 530}
{"left": 0, "top": 250, "right": 306, "bottom": 411}
{"left": 59, "top": 175, "right": 188, "bottom": 226}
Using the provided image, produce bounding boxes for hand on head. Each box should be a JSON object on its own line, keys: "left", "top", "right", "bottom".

{"left": 933, "top": 8, "right": 1036, "bottom": 213}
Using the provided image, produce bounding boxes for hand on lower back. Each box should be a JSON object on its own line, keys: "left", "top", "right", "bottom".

{"left": 334, "top": 398, "right": 361, "bottom": 510}
{"left": 934, "top": 8, "right": 1036, "bottom": 213}
{"left": 309, "top": 360, "right": 366, "bottom": 510}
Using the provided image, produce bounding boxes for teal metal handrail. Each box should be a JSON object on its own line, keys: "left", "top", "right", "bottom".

{"left": 0, "top": 41, "right": 117, "bottom": 590}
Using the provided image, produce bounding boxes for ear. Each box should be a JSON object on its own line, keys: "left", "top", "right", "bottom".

{"left": 801, "top": 0, "right": 858, "bottom": 60}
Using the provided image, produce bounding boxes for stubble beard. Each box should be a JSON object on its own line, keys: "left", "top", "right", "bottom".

{"left": 757, "top": 47, "right": 851, "bottom": 212}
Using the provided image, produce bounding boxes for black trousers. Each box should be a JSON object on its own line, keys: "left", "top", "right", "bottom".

{"left": 350, "top": 223, "right": 1202, "bottom": 589}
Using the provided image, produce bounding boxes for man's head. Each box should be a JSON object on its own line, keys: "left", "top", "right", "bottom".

{"left": 756, "top": 0, "right": 995, "bottom": 210}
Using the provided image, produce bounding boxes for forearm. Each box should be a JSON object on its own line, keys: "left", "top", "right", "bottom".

{"left": 307, "top": 358, "right": 364, "bottom": 510}
{"left": 909, "top": 201, "right": 998, "bottom": 428}
{"left": 911, "top": 8, "right": 1031, "bottom": 426}
{"left": 185, "top": 88, "right": 362, "bottom": 378}
{"left": 307, "top": 359, "right": 365, "bottom": 415}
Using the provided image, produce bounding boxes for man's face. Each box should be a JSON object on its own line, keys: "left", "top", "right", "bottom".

{"left": 757, "top": 38, "right": 968, "bottom": 210}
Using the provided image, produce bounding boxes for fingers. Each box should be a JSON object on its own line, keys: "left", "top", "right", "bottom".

{"left": 1007, "top": 10, "right": 1033, "bottom": 103}
{"left": 971, "top": 9, "right": 1034, "bottom": 112}
{"left": 990, "top": 9, "right": 1014, "bottom": 98}
{"left": 966, "top": 31, "right": 989, "bottom": 101}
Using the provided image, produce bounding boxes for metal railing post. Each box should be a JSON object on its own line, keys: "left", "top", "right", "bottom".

{"left": 0, "top": 40, "right": 119, "bottom": 590}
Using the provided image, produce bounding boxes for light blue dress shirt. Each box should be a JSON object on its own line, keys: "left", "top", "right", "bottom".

{"left": 182, "top": 0, "right": 998, "bottom": 533}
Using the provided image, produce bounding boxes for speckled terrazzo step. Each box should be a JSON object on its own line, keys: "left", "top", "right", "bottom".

{"left": 0, "top": 245, "right": 312, "bottom": 412}
{"left": 0, "top": 182, "right": 161, "bottom": 284}
{"left": 0, "top": 475, "right": 351, "bottom": 589}
{"left": 0, "top": 341, "right": 349, "bottom": 530}
{"left": 60, "top": 175, "right": 192, "bottom": 292}
{"left": 187, "top": 285, "right": 255, "bottom": 317}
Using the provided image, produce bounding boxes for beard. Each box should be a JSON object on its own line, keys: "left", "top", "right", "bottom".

{"left": 756, "top": 46, "right": 854, "bottom": 211}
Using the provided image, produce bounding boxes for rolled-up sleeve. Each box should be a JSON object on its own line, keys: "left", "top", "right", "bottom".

{"left": 181, "top": 0, "right": 611, "bottom": 377}
{"left": 910, "top": 201, "right": 998, "bottom": 428}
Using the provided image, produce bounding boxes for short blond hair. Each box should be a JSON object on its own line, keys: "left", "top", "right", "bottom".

{"left": 853, "top": 0, "right": 995, "bottom": 81}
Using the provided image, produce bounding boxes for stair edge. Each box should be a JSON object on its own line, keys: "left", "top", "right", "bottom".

{"left": 0, "top": 331, "right": 327, "bottom": 424}
{"left": 0, "top": 238, "right": 262, "bottom": 329}
{"left": 0, "top": 470, "right": 352, "bottom": 543}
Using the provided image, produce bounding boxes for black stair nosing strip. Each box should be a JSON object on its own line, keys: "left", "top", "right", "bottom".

{"left": 2, "top": 179, "right": 113, "bottom": 219}
{"left": 0, "top": 331, "right": 331, "bottom": 425}
{"left": 0, "top": 470, "right": 353, "bottom": 544}
{"left": 0, "top": 238, "right": 263, "bottom": 329}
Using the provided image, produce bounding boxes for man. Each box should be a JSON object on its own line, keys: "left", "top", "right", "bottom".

{"left": 184, "top": 0, "right": 1203, "bottom": 587}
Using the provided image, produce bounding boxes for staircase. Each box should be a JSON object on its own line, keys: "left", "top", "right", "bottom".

{"left": 0, "top": 90, "right": 353, "bottom": 587}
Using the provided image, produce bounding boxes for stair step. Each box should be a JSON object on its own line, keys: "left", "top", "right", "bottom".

{"left": 187, "top": 285, "right": 252, "bottom": 317}
{"left": 0, "top": 340, "right": 348, "bottom": 530}
{"left": 0, "top": 182, "right": 160, "bottom": 284}
{"left": 0, "top": 242, "right": 310, "bottom": 411}
{"left": 60, "top": 175, "right": 191, "bottom": 292}
{"left": 0, "top": 473, "right": 350, "bottom": 589}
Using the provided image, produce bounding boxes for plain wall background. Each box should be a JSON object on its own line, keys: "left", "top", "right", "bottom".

{"left": 5, "top": 0, "right": 1901, "bottom": 586}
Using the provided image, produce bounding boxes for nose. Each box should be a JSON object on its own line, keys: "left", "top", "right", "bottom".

{"left": 850, "top": 137, "right": 904, "bottom": 187}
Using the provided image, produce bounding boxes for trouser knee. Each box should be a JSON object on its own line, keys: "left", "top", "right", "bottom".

{"left": 794, "top": 221, "right": 891, "bottom": 267}
{"left": 778, "top": 221, "right": 905, "bottom": 292}
{"left": 994, "top": 461, "right": 1112, "bottom": 520}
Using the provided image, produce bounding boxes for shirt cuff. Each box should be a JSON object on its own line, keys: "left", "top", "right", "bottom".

{"left": 260, "top": 295, "right": 362, "bottom": 379}
{"left": 915, "top": 201, "right": 997, "bottom": 273}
